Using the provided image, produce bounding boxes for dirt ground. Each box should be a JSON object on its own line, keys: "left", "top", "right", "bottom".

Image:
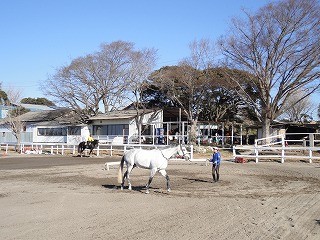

{"left": 0, "top": 153, "right": 320, "bottom": 240}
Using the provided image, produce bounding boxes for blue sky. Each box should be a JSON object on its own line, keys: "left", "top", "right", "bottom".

{"left": 0, "top": 0, "right": 272, "bottom": 100}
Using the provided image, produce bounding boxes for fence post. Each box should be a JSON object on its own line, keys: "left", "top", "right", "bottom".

{"left": 51, "top": 146, "right": 53, "bottom": 155}
{"left": 110, "top": 145, "right": 113, "bottom": 156}
{"left": 255, "top": 142, "right": 259, "bottom": 163}
{"left": 232, "top": 145, "right": 236, "bottom": 160}
{"left": 97, "top": 145, "right": 100, "bottom": 156}
{"left": 62, "top": 145, "right": 64, "bottom": 155}
{"left": 281, "top": 135, "right": 285, "bottom": 163}
{"left": 281, "top": 147, "right": 285, "bottom": 163}
{"left": 309, "top": 148, "right": 313, "bottom": 163}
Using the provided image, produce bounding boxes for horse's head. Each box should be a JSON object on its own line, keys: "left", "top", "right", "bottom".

{"left": 87, "top": 139, "right": 99, "bottom": 148}
{"left": 92, "top": 139, "right": 99, "bottom": 146}
{"left": 177, "top": 145, "right": 190, "bottom": 161}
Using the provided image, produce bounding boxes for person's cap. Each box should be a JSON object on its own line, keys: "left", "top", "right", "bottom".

{"left": 213, "top": 147, "right": 218, "bottom": 150}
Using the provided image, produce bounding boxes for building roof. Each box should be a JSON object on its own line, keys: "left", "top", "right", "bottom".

{"left": 20, "top": 109, "right": 71, "bottom": 122}
{"left": 0, "top": 108, "right": 82, "bottom": 126}
{"left": 89, "top": 109, "right": 160, "bottom": 121}
{"left": 12, "top": 103, "right": 56, "bottom": 111}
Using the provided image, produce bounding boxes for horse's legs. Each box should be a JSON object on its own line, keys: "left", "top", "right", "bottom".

{"left": 126, "top": 165, "right": 134, "bottom": 190}
{"left": 80, "top": 148, "right": 84, "bottom": 157}
{"left": 89, "top": 147, "right": 93, "bottom": 156}
{"left": 159, "top": 169, "right": 171, "bottom": 192}
{"left": 121, "top": 170, "right": 128, "bottom": 190}
{"left": 145, "top": 168, "right": 157, "bottom": 194}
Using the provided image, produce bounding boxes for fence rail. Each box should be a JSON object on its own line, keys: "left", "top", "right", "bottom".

{"left": 232, "top": 134, "right": 320, "bottom": 164}
{"left": 2, "top": 134, "right": 319, "bottom": 164}
{"left": 0, "top": 143, "right": 193, "bottom": 160}
{"left": 233, "top": 142, "right": 320, "bottom": 164}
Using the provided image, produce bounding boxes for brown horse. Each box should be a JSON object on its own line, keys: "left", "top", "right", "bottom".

{"left": 78, "top": 140, "right": 99, "bottom": 156}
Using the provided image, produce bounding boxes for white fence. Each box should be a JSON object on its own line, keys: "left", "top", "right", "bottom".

{"left": 0, "top": 143, "right": 193, "bottom": 160}
{"left": 233, "top": 134, "right": 320, "bottom": 163}
{"left": 3, "top": 132, "right": 320, "bottom": 164}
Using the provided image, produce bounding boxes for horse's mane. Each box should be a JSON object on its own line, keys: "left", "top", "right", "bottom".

{"left": 160, "top": 145, "right": 179, "bottom": 159}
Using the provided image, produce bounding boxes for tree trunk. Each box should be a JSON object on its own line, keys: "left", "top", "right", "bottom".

{"left": 15, "top": 131, "right": 21, "bottom": 153}
{"left": 189, "top": 120, "right": 198, "bottom": 145}
{"left": 102, "top": 98, "right": 109, "bottom": 112}
{"left": 261, "top": 117, "right": 271, "bottom": 144}
{"left": 245, "top": 127, "right": 249, "bottom": 145}
{"left": 138, "top": 122, "right": 142, "bottom": 144}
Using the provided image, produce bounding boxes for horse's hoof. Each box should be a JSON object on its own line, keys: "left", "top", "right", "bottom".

{"left": 120, "top": 187, "right": 123, "bottom": 191}
{"left": 145, "top": 190, "right": 150, "bottom": 194}
{"left": 167, "top": 188, "right": 171, "bottom": 192}
{"left": 128, "top": 186, "right": 132, "bottom": 190}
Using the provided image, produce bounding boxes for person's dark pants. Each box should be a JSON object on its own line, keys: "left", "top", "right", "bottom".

{"left": 212, "top": 163, "right": 220, "bottom": 182}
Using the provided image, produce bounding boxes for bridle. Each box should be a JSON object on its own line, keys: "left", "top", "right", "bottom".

{"left": 178, "top": 144, "right": 190, "bottom": 160}
{"left": 159, "top": 145, "right": 190, "bottom": 160}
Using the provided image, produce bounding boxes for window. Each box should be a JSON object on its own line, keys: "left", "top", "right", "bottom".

{"left": 68, "top": 126, "right": 81, "bottom": 135}
{"left": 37, "top": 127, "right": 67, "bottom": 136}
{"left": 92, "top": 124, "right": 129, "bottom": 136}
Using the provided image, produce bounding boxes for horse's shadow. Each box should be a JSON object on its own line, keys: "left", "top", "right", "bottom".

{"left": 73, "top": 155, "right": 90, "bottom": 158}
{"left": 183, "top": 178, "right": 212, "bottom": 183}
{"left": 102, "top": 184, "right": 150, "bottom": 192}
{"left": 102, "top": 184, "right": 118, "bottom": 190}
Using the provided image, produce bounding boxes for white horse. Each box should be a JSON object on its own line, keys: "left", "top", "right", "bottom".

{"left": 117, "top": 145, "right": 189, "bottom": 194}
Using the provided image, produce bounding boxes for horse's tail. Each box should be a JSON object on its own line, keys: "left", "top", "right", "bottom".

{"left": 117, "top": 155, "right": 125, "bottom": 184}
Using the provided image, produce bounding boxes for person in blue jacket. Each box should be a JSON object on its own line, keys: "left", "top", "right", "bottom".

{"left": 210, "top": 147, "right": 221, "bottom": 182}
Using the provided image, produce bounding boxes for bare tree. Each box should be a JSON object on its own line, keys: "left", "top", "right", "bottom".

{"left": 279, "top": 90, "right": 315, "bottom": 122}
{"left": 0, "top": 87, "right": 27, "bottom": 151}
{"left": 5, "top": 87, "right": 22, "bottom": 104}
{"left": 149, "top": 39, "right": 216, "bottom": 144}
{"left": 180, "top": 39, "right": 217, "bottom": 143}
{"left": 219, "top": 0, "right": 320, "bottom": 139}
{"left": 42, "top": 41, "right": 157, "bottom": 122}
{"left": 125, "top": 48, "right": 158, "bottom": 143}
{"left": 4, "top": 106, "right": 29, "bottom": 152}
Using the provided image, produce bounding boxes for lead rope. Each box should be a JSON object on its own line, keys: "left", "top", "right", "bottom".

{"left": 158, "top": 149, "right": 171, "bottom": 170}
{"left": 160, "top": 145, "right": 187, "bottom": 160}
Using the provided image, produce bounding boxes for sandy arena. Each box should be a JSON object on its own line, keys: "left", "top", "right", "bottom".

{"left": 0, "top": 154, "right": 319, "bottom": 240}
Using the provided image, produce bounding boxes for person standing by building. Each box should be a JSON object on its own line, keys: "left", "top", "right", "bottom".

{"left": 210, "top": 147, "right": 221, "bottom": 182}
